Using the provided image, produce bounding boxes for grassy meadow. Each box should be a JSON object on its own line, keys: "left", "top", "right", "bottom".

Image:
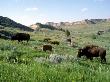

{"left": 0, "top": 22, "right": 110, "bottom": 82}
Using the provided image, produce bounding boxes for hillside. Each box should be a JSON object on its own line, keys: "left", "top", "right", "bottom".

{"left": 30, "top": 23, "right": 57, "bottom": 30}
{"left": 0, "top": 16, "right": 33, "bottom": 31}
{"left": 1, "top": 19, "right": 110, "bottom": 82}
{"left": 30, "top": 19, "right": 110, "bottom": 31}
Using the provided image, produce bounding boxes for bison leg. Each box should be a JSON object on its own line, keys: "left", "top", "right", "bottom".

{"left": 27, "top": 40, "right": 28, "bottom": 43}
{"left": 86, "top": 56, "right": 93, "bottom": 60}
{"left": 50, "top": 49, "right": 52, "bottom": 51}
{"left": 101, "top": 57, "right": 106, "bottom": 63}
{"left": 104, "top": 58, "right": 106, "bottom": 62}
{"left": 18, "top": 40, "right": 20, "bottom": 42}
{"left": 43, "top": 49, "right": 46, "bottom": 52}
{"left": 18, "top": 40, "right": 22, "bottom": 43}
{"left": 90, "top": 57, "right": 93, "bottom": 60}
{"left": 103, "top": 58, "right": 106, "bottom": 63}
{"left": 101, "top": 59, "right": 103, "bottom": 63}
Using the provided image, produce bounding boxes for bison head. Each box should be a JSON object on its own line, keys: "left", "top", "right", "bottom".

{"left": 11, "top": 35, "right": 17, "bottom": 40}
{"left": 77, "top": 48, "right": 84, "bottom": 58}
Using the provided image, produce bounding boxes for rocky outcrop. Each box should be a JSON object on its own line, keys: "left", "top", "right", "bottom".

{"left": 30, "top": 23, "right": 41, "bottom": 30}
{"left": 30, "top": 18, "right": 110, "bottom": 30}
{"left": 45, "top": 19, "right": 110, "bottom": 27}
{"left": 30, "top": 23, "right": 57, "bottom": 30}
{"left": 85, "top": 19, "right": 107, "bottom": 24}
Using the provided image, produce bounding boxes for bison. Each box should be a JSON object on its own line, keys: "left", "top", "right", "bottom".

{"left": 66, "top": 38, "right": 71, "bottom": 44}
{"left": 77, "top": 45, "right": 106, "bottom": 63}
{"left": 66, "top": 38, "right": 71, "bottom": 43}
{"left": 43, "top": 45, "right": 52, "bottom": 52}
{"left": 50, "top": 41, "right": 60, "bottom": 45}
{"left": 11, "top": 33, "right": 30, "bottom": 42}
{"left": 97, "top": 31, "right": 104, "bottom": 35}
{"left": 43, "top": 38, "right": 51, "bottom": 42}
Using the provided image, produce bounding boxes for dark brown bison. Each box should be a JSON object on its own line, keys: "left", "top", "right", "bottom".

{"left": 77, "top": 45, "right": 106, "bottom": 63}
{"left": 50, "top": 41, "right": 60, "bottom": 45}
{"left": 66, "top": 38, "right": 71, "bottom": 45}
{"left": 11, "top": 33, "right": 30, "bottom": 42}
{"left": 43, "top": 38, "right": 51, "bottom": 42}
{"left": 66, "top": 38, "right": 71, "bottom": 43}
{"left": 43, "top": 45, "right": 52, "bottom": 52}
{"left": 97, "top": 31, "right": 104, "bottom": 35}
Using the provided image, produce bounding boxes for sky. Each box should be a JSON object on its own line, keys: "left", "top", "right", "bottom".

{"left": 0, "top": 0, "right": 110, "bottom": 26}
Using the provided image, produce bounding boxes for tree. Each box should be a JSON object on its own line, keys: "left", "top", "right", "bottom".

{"left": 65, "top": 30, "right": 70, "bottom": 37}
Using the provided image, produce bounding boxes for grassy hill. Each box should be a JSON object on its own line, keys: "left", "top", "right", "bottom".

{"left": 0, "top": 16, "right": 34, "bottom": 31}
{"left": 0, "top": 21, "right": 110, "bottom": 82}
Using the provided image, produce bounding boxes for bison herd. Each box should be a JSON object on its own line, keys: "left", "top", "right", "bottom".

{"left": 0, "top": 32, "right": 107, "bottom": 63}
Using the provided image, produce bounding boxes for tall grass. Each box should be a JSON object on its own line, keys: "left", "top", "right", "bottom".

{"left": 0, "top": 22, "right": 110, "bottom": 82}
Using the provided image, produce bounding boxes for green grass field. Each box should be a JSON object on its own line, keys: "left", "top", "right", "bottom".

{"left": 0, "top": 22, "right": 110, "bottom": 82}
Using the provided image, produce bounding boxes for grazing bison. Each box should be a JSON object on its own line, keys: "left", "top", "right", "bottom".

{"left": 11, "top": 33, "right": 30, "bottom": 42}
{"left": 66, "top": 38, "right": 71, "bottom": 43}
{"left": 43, "top": 45, "right": 52, "bottom": 52}
{"left": 50, "top": 41, "right": 60, "bottom": 45}
{"left": 97, "top": 31, "right": 104, "bottom": 35}
{"left": 43, "top": 38, "right": 51, "bottom": 42}
{"left": 77, "top": 45, "right": 106, "bottom": 63}
{"left": 66, "top": 38, "right": 71, "bottom": 45}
